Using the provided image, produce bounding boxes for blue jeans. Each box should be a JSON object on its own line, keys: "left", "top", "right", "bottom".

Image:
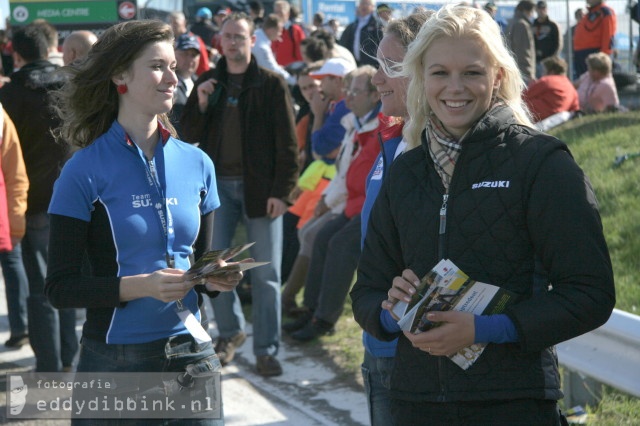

{"left": 209, "top": 178, "right": 282, "bottom": 357}
{"left": 362, "top": 350, "right": 394, "bottom": 426}
{"left": 23, "top": 212, "right": 78, "bottom": 371}
{"left": 1, "top": 243, "right": 29, "bottom": 337}
{"left": 74, "top": 335, "right": 223, "bottom": 425}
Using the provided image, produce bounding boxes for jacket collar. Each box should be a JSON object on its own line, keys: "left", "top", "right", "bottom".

{"left": 110, "top": 120, "right": 172, "bottom": 150}
{"left": 211, "top": 55, "right": 265, "bottom": 90}
{"left": 461, "top": 104, "right": 516, "bottom": 144}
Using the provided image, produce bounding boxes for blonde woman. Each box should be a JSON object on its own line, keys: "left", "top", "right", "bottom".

{"left": 351, "top": 6, "right": 614, "bottom": 424}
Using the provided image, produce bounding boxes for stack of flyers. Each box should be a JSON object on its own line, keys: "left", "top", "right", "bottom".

{"left": 392, "top": 259, "right": 515, "bottom": 369}
{"left": 187, "top": 242, "right": 270, "bottom": 280}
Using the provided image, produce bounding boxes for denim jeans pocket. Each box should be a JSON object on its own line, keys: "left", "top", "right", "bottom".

{"left": 164, "top": 352, "right": 222, "bottom": 419}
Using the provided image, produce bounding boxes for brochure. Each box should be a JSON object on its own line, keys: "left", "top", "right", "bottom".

{"left": 395, "top": 259, "right": 515, "bottom": 369}
{"left": 187, "top": 242, "right": 269, "bottom": 280}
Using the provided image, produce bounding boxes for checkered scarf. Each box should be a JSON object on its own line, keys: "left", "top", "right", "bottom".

{"left": 424, "top": 115, "right": 462, "bottom": 190}
{"left": 424, "top": 101, "right": 504, "bottom": 189}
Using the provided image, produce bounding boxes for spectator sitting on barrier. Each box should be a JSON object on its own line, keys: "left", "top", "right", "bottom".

{"left": 284, "top": 66, "right": 399, "bottom": 342}
{"left": 280, "top": 65, "right": 353, "bottom": 317}
{"left": 575, "top": 51, "right": 620, "bottom": 113}
{"left": 524, "top": 56, "right": 579, "bottom": 122}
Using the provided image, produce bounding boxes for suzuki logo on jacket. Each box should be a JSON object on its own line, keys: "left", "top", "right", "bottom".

{"left": 471, "top": 180, "right": 511, "bottom": 189}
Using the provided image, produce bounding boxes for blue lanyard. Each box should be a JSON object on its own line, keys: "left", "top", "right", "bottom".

{"left": 133, "top": 137, "right": 176, "bottom": 268}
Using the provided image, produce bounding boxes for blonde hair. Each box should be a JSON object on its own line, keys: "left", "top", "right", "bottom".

{"left": 402, "top": 5, "right": 533, "bottom": 149}
{"left": 586, "top": 52, "right": 612, "bottom": 75}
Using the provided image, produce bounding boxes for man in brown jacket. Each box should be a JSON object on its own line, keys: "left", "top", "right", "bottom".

{"left": 181, "top": 12, "right": 298, "bottom": 377}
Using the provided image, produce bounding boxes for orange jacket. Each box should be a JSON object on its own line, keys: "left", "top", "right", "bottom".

{"left": 573, "top": 2, "right": 616, "bottom": 54}
{"left": 0, "top": 108, "right": 29, "bottom": 248}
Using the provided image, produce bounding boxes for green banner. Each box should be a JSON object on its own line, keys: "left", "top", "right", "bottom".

{"left": 10, "top": 1, "right": 118, "bottom": 25}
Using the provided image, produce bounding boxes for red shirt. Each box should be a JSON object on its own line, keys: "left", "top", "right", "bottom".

{"left": 524, "top": 75, "right": 580, "bottom": 121}
{"left": 271, "top": 23, "right": 305, "bottom": 66}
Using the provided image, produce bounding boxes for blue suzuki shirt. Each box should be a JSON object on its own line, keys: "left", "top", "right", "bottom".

{"left": 48, "top": 121, "right": 219, "bottom": 344}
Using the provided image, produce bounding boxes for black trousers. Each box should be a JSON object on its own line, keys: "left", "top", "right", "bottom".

{"left": 390, "top": 398, "right": 567, "bottom": 426}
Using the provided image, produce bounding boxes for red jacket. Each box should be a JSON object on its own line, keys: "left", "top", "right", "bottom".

{"left": 344, "top": 114, "right": 396, "bottom": 218}
{"left": 523, "top": 75, "right": 580, "bottom": 121}
{"left": 271, "top": 23, "right": 305, "bottom": 66}
{"left": 573, "top": 2, "right": 616, "bottom": 54}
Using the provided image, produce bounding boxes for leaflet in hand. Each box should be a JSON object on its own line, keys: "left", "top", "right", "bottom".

{"left": 395, "top": 259, "right": 515, "bottom": 369}
{"left": 187, "top": 242, "right": 269, "bottom": 280}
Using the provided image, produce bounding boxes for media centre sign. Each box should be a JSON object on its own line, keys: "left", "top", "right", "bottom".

{"left": 9, "top": 0, "right": 132, "bottom": 27}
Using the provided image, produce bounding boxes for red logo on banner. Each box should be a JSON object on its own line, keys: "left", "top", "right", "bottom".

{"left": 118, "top": 2, "right": 136, "bottom": 20}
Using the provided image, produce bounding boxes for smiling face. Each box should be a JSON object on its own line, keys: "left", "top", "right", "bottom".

{"left": 423, "top": 36, "right": 501, "bottom": 139}
{"left": 115, "top": 41, "right": 177, "bottom": 119}
{"left": 372, "top": 34, "right": 409, "bottom": 118}
{"left": 346, "top": 74, "right": 379, "bottom": 118}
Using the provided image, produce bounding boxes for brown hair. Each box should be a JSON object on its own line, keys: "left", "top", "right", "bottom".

{"left": 542, "top": 56, "right": 568, "bottom": 75}
{"left": 52, "top": 20, "right": 176, "bottom": 148}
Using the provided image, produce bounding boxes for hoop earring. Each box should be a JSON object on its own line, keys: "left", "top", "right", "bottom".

{"left": 117, "top": 84, "right": 128, "bottom": 95}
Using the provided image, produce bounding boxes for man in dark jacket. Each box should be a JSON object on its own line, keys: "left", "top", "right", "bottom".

{"left": 339, "top": 0, "right": 383, "bottom": 67}
{"left": 181, "top": 12, "right": 298, "bottom": 377}
{"left": 533, "top": 1, "right": 562, "bottom": 77}
{"left": 0, "top": 23, "right": 78, "bottom": 372}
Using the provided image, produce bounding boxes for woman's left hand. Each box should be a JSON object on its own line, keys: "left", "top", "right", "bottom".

{"left": 402, "top": 311, "right": 476, "bottom": 356}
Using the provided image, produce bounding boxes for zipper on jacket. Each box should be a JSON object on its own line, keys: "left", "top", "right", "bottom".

{"left": 438, "top": 193, "right": 448, "bottom": 260}
{"left": 437, "top": 192, "right": 450, "bottom": 400}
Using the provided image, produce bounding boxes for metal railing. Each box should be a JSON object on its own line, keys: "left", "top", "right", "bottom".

{"left": 557, "top": 308, "right": 640, "bottom": 398}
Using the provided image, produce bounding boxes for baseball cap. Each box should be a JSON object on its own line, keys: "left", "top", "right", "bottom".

{"left": 377, "top": 3, "right": 393, "bottom": 12}
{"left": 196, "top": 7, "right": 213, "bottom": 19}
{"left": 175, "top": 34, "right": 201, "bottom": 51}
{"left": 309, "top": 58, "right": 356, "bottom": 79}
{"left": 536, "top": 1, "right": 547, "bottom": 8}
{"left": 216, "top": 7, "right": 231, "bottom": 16}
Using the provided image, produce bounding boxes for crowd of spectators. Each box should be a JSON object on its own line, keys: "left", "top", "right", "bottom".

{"left": 0, "top": 2, "right": 632, "bottom": 424}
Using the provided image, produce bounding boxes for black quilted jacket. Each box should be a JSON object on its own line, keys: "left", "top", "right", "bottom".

{"left": 351, "top": 105, "right": 615, "bottom": 402}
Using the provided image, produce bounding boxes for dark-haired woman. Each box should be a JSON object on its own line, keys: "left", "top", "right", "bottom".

{"left": 46, "top": 20, "right": 244, "bottom": 425}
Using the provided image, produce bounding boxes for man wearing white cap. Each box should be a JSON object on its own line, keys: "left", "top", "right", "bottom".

{"left": 308, "top": 58, "right": 356, "bottom": 160}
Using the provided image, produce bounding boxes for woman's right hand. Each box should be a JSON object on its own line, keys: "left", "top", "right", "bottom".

{"left": 120, "top": 269, "right": 194, "bottom": 303}
{"left": 381, "top": 269, "right": 419, "bottom": 319}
